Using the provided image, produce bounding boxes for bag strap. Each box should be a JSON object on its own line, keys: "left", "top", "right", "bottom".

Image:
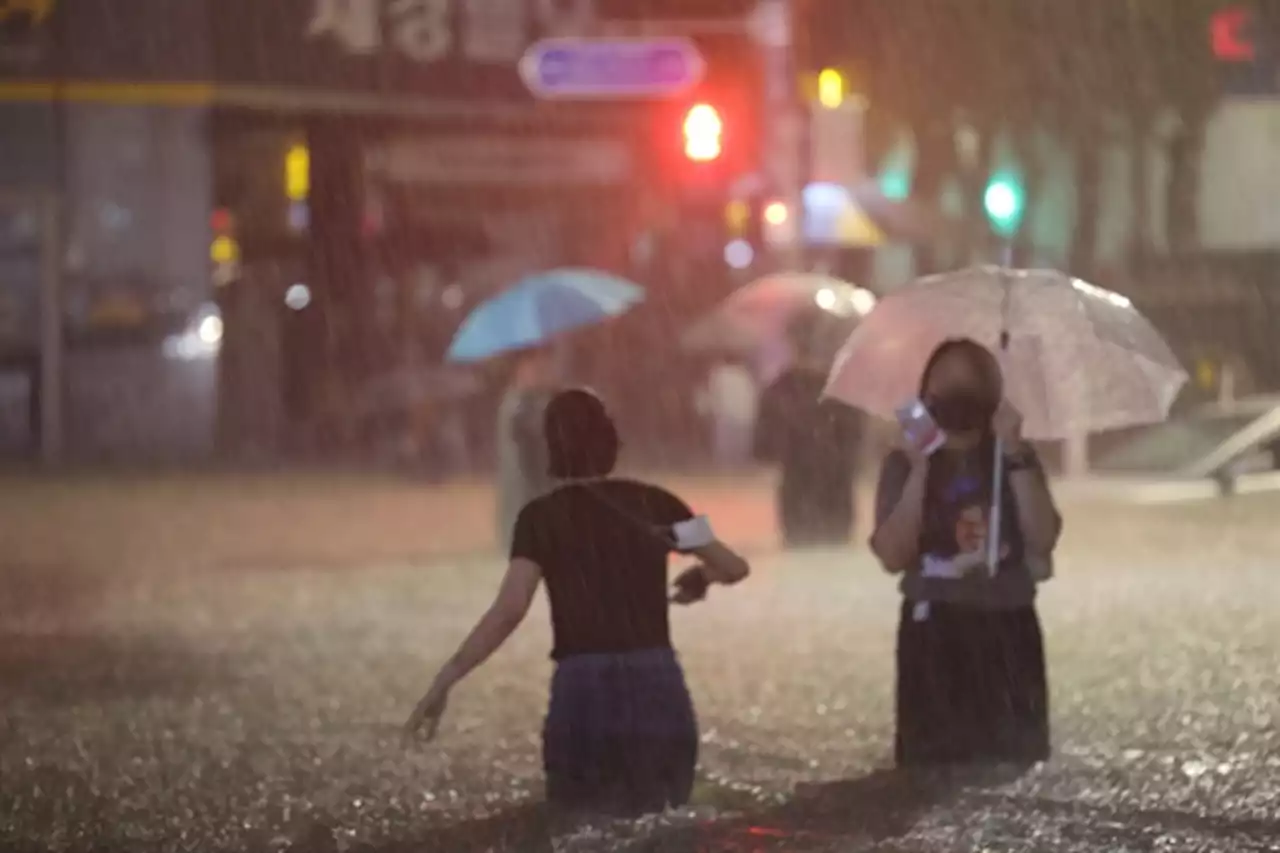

{"left": 562, "top": 479, "right": 679, "bottom": 550}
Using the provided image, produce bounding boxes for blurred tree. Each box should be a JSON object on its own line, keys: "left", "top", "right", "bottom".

{"left": 812, "top": 0, "right": 1226, "bottom": 275}
{"left": 847, "top": 0, "right": 955, "bottom": 275}
{"left": 841, "top": 0, "right": 1016, "bottom": 273}
{"left": 1143, "top": 0, "right": 1223, "bottom": 256}
{"left": 1047, "top": 0, "right": 1225, "bottom": 267}
{"left": 1033, "top": 0, "right": 1132, "bottom": 276}
{"left": 944, "top": 0, "right": 1021, "bottom": 265}
{"left": 1115, "top": 0, "right": 1161, "bottom": 267}
{"left": 827, "top": 0, "right": 1074, "bottom": 271}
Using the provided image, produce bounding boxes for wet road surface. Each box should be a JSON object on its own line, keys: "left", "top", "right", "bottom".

{"left": 2, "top": 475, "right": 1279, "bottom": 851}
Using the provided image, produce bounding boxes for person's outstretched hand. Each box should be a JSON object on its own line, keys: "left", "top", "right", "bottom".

{"left": 403, "top": 682, "right": 449, "bottom": 745}
{"left": 669, "top": 566, "right": 710, "bottom": 605}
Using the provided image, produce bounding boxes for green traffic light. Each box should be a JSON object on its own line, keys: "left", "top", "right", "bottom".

{"left": 879, "top": 168, "right": 911, "bottom": 201}
{"left": 983, "top": 173, "right": 1025, "bottom": 236}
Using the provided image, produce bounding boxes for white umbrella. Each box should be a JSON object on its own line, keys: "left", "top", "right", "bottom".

{"left": 825, "top": 265, "right": 1188, "bottom": 570}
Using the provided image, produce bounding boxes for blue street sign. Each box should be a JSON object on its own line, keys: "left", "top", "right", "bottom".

{"left": 519, "top": 38, "right": 706, "bottom": 99}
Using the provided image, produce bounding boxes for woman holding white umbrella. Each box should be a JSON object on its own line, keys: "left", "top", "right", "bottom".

{"left": 871, "top": 338, "right": 1060, "bottom": 766}
{"left": 828, "top": 265, "right": 1189, "bottom": 767}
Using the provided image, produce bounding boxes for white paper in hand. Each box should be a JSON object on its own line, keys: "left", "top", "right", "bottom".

{"left": 671, "top": 515, "right": 715, "bottom": 551}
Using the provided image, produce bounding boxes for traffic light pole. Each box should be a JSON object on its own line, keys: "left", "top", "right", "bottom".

{"left": 756, "top": 0, "right": 805, "bottom": 272}
{"left": 599, "top": 4, "right": 807, "bottom": 272}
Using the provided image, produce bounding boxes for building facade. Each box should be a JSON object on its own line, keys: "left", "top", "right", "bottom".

{"left": 0, "top": 0, "right": 764, "bottom": 462}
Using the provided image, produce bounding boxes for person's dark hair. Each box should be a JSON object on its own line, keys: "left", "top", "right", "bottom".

{"left": 544, "top": 388, "right": 620, "bottom": 479}
{"left": 917, "top": 337, "right": 1004, "bottom": 401}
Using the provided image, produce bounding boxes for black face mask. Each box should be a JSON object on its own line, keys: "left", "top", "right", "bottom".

{"left": 927, "top": 390, "right": 998, "bottom": 433}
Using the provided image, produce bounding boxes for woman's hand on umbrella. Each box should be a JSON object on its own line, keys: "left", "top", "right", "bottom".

{"left": 992, "top": 399, "right": 1024, "bottom": 445}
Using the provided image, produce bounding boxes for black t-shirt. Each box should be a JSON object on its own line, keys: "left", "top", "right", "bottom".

{"left": 510, "top": 478, "right": 694, "bottom": 661}
{"left": 754, "top": 367, "right": 862, "bottom": 478}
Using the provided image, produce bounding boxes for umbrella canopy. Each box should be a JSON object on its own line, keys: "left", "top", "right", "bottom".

{"left": 824, "top": 265, "right": 1188, "bottom": 440}
{"left": 826, "top": 264, "right": 1188, "bottom": 574}
{"left": 682, "top": 272, "right": 876, "bottom": 354}
{"left": 446, "top": 268, "right": 644, "bottom": 364}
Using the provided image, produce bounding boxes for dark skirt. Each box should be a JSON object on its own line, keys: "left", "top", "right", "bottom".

{"left": 895, "top": 599, "right": 1050, "bottom": 768}
{"left": 543, "top": 648, "right": 698, "bottom": 818}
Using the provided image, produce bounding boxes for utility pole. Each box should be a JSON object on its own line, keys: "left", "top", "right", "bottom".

{"left": 42, "top": 0, "right": 67, "bottom": 465}
{"left": 38, "top": 193, "right": 64, "bottom": 465}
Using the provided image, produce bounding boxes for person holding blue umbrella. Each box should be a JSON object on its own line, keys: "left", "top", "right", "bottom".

{"left": 495, "top": 346, "right": 560, "bottom": 551}
{"left": 446, "top": 268, "right": 646, "bottom": 549}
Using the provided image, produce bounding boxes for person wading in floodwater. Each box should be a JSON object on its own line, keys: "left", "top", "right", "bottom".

{"left": 495, "top": 347, "right": 559, "bottom": 551}
{"left": 754, "top": 314, "right": 865, "bottom": 548}
{"left": 871, "top": 338, "right": 1061, "bottom": 768}
{"left": 406, "top": 389, "right": 751, "bottom": 822}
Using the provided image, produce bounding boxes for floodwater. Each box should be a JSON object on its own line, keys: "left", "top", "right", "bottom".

{"left": 2, "top": 477, "right": 1279, "bottom": 851}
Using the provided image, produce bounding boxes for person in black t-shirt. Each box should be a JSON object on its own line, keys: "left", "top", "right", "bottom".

{"left": 405, "top": 388, "right": 750, "bottom": 820}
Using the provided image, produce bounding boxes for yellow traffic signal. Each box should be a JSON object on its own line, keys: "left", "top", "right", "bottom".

{"left": 725, "top": 200, "right": 749, "bottom": 234}
{"left": 818, "top": 68, "right": 844, "bottom": 109}
{"left": 210, "top": 234, "right": 239, "bottom": 265}
{"left": 284, "top": 143, "right": 310, "bottom": 202}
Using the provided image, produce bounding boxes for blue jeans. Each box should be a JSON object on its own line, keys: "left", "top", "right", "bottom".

{"left": 543, "top": 648, "right": 698, "bottom": 817}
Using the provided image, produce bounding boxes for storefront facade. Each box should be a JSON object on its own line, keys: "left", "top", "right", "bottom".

{"left": 0, "top": 0, "right": 762, "bottom": 462}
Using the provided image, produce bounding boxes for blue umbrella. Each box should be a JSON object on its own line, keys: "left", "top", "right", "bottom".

{"left": 446, "top": 268, "right": 645, "bottom": 363}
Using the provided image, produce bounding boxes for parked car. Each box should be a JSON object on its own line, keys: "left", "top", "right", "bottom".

{"left": 1064, "top": 395, "right": 1280, "bottom": 504}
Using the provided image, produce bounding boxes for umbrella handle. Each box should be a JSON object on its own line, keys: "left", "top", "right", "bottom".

{"left": 988, "top": 324, "right": 1011, "bottom": 577}
{"left": 987, "top": 438, "right": 1005, "bottom": 576}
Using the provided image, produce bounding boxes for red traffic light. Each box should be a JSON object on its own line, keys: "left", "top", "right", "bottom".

{"left": 209, "top": 207, "right": 234, "bottom": 233}
{"left": 683, "top": 103, "right": 723, "bottom": 162}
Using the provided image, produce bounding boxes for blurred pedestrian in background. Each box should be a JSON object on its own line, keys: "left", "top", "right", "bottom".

{"left": 870, "top": 338, "right": 1061, "bottom": 767}
{"left": 406, "top": 389, "right": 751, "bottom": 822}
{"left": 753, "top": 315, "right": 864, "bottom": 547}
{"left": 495, "top": 347, "right": 560, "bottom": 550}
{"left": 696, "top": 355, "right": 758, "bottom": 469}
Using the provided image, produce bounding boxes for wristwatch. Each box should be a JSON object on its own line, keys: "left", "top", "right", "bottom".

{"left": 1004, "top": 444, "right": 1037, "bottom": 473}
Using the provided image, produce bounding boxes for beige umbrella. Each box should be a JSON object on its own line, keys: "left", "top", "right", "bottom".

{"left": 681, "top": 272, "right": 877, "bottom": 355}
